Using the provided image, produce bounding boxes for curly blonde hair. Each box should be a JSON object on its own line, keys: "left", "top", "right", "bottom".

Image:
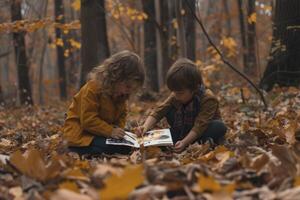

{"left": 88, "top": 50, "right": 145, "bottom": 93}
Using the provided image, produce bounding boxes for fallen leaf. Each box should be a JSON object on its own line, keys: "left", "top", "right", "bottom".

{"left": 59, "top": 181, "right": 79, "bottom": 193}
{"left": 9, "top": 186, "right": 23, "bottom": 199}
{"left": 99, "top": 165, "right": 144, "bottom": 199}
{"left": 9, "top": 148, "right": 61, "bottom": 182}
{"left": 51, "top": 189, "right": 93, "bottom": 200}
{"left": 197, "top": 174, "right": 236, "bottom": 194}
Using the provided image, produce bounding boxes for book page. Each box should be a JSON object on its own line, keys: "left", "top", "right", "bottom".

{"left": 142, "top": 129, "right": 173, "bottom": 147}
{"left": 106, "top": 131, "right": 139, "bottom": 148}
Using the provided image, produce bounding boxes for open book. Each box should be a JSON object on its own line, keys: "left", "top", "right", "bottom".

{"left": 106, "top": 129, "right": 173, "bottom": 148}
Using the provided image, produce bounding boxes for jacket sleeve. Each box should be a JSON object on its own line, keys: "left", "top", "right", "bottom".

{"left": 149, "top": 94, "right": 174, "bottom": 121}
{"left": 80, "top": 86, "right": 113, "bottom": 137}
{"left": 191, "top": 97, "right": 219, "bottom": 136}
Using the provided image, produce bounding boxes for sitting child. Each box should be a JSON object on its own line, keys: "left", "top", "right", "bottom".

{"left": 63, "top": 50, "right": 145, "bottom": 155}
{"left": 137, "top": 58, "right": 227, "bottom": 153}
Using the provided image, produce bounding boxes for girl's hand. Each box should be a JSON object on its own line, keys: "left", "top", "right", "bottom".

{"left": 111, "top": 128, "right": 125, "bottom": 139}
{"left": 134, "top": 126, "right": 145, "bottom": 137}
{"left": 174, "top": 140, "right": 188, "bottom": 153}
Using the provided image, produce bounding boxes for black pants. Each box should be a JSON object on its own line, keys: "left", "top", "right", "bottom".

{"left": 171, "top": 120, "right": 227, "bottom": 144}
{"left": 69, "top": 136, "right": 132, "bottom": 155}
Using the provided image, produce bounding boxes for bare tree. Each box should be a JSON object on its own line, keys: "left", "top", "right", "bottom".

{"left": 11, "top": 0, "right": 33, "bottom": 105}
{"left": 80, "top": 0, "right": 110, "bottom": 86}
{"left": 175, "top": 0, "right": 187, "bottom": 58}
{"left": 222, "top": 0, "right": 232, "bottom": 37}
{"left": 183, "top": 0, "right": 196, "bottom": 61}
{"left": 237, "top": 0, "right": 248, "bottom": 73}
{"left": 142, "top": 0, "right": 159, "bottom": 92}
{"left": 245, "top": 0, "right": 257, "bottom": 77}
{"left": 260, "top": 0, "right": 300, "bottom": 90}
{"left": 55, "top": 0, "right": 67, "bottom": 100}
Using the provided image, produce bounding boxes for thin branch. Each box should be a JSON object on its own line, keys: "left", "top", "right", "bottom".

{"left": 0, "top": 51, "right": 10, "bottom": 58}
{"left": 185, "top": 0, "right": 268, "bottom": 109}
{"left": 96, "top": 3, "right": 135, "bottom": 50}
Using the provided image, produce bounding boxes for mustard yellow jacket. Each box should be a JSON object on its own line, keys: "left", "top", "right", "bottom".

{"left": 63, "top": 80, "right": 127, "bottom": 146}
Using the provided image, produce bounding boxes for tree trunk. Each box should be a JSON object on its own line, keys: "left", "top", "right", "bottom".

{"left": 182, "top": 0, "right": 196, "bottom": 61}
{"left": 155, "top": 0, "right": 163, "bottom": 88}
{"left": 142, "top": 0, "right": 159, "bottom": 92}
{"left": 175, "top": 0, "right": 187, "bottom": 58}
{"left": 80, "top": 0, "right": 109, "bottom": 86}
{"left": 222, "top": 0, "right": 232, "bottom": 37}
{"left": 167, "top": 0, "right": 177, "bottom": 65}
{"left": 245, "top": 0, "right": 257, "bottom": 77}
{"left": 237, "top": 0, "right": 248, "bottom": 73}
{"left": 55, "top": 0, "right": 67, "bottom": 100}
{"left": 96, "top": 0, "right": 110, "bottom": 62}
{"left": 260, "top": 0, "right": 300, "bottom": 91}
{"left": 11, "top": 0, "right": 33, "bottom": 105}
{"left": 161, "top": 0, "right": 173, "bottom": 78}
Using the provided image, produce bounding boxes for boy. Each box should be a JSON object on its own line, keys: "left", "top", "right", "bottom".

{"left": 137, "top": 58, "right": 226, "bottom": 153}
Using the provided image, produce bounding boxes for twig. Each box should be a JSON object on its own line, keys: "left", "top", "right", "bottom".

{"left": 240, "top": 88, "right": 246, "bottom": 104}
{"left": 0, "top": 51, "right": 10, "bottom": 58}
{"left": 184, "top": 185, "right": 196, "bottom": 200}
{"left": 184, "top": 0, "right": 268, "bottom": 109}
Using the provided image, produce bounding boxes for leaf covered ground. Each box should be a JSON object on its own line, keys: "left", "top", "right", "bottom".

{"left": 1, "top": 85, "right": 300, "bottom": 200}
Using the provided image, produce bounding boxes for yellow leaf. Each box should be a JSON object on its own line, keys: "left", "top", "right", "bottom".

{"left": 198, "top": 174, "right": 236, "bottom": 194}
{"left": 195, "top": 60, "right": 203, "bottom": 66}
{"left": 9, "top": 148, "right": 61, "bottom": 182}
{"left": 64, "top": 49, "right": 70, "bottom": 57}
{"left": 63, "top": 168, "right": 90, "bottom": 181}
{"left": 63, "top": 29, "right": 69, "bottom": 34}
{"left": 248, "top": 13, "right": 256, "bottom": 24}
{"left": 264, "top": 5, "right": 272, "bottom": 12}
{"left": 71, "top": 0, "right": 81, "bottom": 11}
{"left": 99, "top": 165, "right": 144, "bottom": 199}
{"left": 142, "top": 13, "right": 148, "bottom": 19}
{"left": 181, "top": 9, "right": 186, "bottom": 15}
{"left": 137, "top": 15, "right": 144, "bottom": 21}
{"left": 294, "top": 177, "right": 300, "bottom": 187}
{"left": 172, "top": 19, "right": 178, "bottom": 29}
{"left": 56, "top": 38, "right": 64, "bottom": 47}
{"left": 69, "top": 39, "right": 81, "bottom": 49}
{"left": 198, "top": 174, "right": 221, "bottom": 192}
{"left": 59, "top": 181, "right": 79, "bottom": 193}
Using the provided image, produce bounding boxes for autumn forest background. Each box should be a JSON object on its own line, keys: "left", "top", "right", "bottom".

{"left": 0, "top": 0, "right": 300, "bottom": 199}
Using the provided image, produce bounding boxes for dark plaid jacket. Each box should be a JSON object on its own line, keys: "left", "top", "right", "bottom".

{"left": 149, "top": 88, "right": 221, "bottom": 141}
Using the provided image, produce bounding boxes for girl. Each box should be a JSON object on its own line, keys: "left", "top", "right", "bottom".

{"left": 63, "top": 50, "right": 145, "bottom": 155}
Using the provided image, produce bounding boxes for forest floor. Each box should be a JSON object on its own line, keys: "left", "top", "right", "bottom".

{"left": 1, "top": 85, "right": 300, "bottom": 200}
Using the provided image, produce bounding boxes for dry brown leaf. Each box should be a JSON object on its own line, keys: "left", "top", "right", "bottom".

{"left": 8, "top": 186, "right": 23, "bottom": 199}
{"left": 99, "top": 164, "right": 144, "bottom": 199}
{"left": 197, "top": 174, "right": 236, "bottom": 194}
{"left": 250, "top": 154, "right": 269, "bottom": 171}
{"left": 129, "top": 185, "right": 166, "bottom": 199}
{"left": 51, "top": 189, "right": 93, "bottom": 200}
{"left": 93, "top": 164, "right": 123, "bottom": 177}
{"left": 59, "top": 181, "right": 79, "bottom": 193}
{"left": 9, "top": 148, "right": 61, "bottom": 182}
{"left": 63, "top": 168, "right": 90, "bottom": 182}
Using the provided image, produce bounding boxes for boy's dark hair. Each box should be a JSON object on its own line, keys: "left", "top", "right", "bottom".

{"left": 166, "top": 58, "right": 203, "bottom": 91}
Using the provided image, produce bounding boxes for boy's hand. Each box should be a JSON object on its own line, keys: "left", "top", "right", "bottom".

{"left": 174, "top": 140, "right": 188, "bottom": 153}
{"left": 111, "top": 128, "right": 125, "bottom": 139}
{"left": 135, "top": 126, "right": 145, "bottom": 137}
